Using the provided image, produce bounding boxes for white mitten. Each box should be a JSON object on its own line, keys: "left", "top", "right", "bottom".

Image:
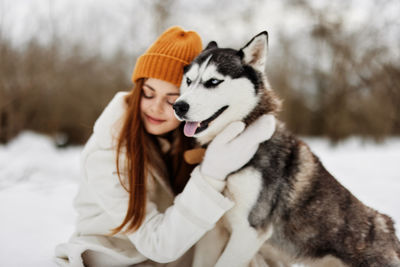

{"left": 200, "top": 114, "right": 276, "bottom": 182}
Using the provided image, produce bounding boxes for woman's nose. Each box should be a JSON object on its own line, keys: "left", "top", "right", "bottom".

{"left": 151, "top": 98, "right": 164, "bottom": 113}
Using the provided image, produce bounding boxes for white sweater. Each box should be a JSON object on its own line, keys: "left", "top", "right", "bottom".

{"left": 54, "top": 92, "right": 234, "bottom": 267}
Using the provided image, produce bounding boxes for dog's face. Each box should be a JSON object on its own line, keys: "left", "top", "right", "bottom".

{"left": 173, "top": 32, "right": 270, "bottom": 144}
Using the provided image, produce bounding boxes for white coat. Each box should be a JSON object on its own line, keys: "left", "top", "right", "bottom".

{"left": 54, "top": 92, "right": 234, "bottom": 267}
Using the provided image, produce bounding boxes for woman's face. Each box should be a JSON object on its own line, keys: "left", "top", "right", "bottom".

{"left": 140, "top": 78, "right": 181, "bottom": 135}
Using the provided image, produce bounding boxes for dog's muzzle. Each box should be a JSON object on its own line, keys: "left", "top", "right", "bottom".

{"left": 173, "top": 101, "right": 189, "bottom": 118}
{"left": 173, "top": 100, "right": 229, "bottom": 137}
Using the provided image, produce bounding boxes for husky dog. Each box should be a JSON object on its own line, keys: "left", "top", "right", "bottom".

{"left": 173, "top": 31, "right": 400, "bottom": 267}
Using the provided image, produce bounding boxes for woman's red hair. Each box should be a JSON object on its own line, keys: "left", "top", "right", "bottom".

{"left": 111, "top": 79, "right": 194, "bottom": 234}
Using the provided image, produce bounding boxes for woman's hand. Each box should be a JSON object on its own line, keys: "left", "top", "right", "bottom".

{"left": 200, "top": 114, "right": 276, "bottom": 180}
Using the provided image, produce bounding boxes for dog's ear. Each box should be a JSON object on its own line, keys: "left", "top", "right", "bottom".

{"left": 239, "top": 31, "right": 268, "bottom": 73}
{"left": 205, "top": 41, "right": 218, "bottom": 50}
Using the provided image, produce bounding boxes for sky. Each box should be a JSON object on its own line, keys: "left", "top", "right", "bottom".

{"left": 2, "top": 0, "right": 398, "bottom": 58}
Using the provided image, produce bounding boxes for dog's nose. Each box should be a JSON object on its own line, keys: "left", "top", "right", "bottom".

{"left": 173, "top": 101, "right": 190, "bottom": 117}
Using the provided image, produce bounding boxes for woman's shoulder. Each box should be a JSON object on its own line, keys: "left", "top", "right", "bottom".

{"left": 92, "top": 91, "right": 130, "bottom": 149}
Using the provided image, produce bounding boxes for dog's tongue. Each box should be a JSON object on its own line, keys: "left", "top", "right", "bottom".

{"left": 184, "top": 121, "right": 200, "bottom": 137}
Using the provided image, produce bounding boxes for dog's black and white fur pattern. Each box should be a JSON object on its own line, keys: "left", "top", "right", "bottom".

{"left": 173, "top": 32, "right": 400, "bottom": 267}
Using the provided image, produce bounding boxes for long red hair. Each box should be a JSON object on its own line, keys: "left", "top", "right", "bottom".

{"left": 111, "top": 79, "right": 195, "bottom": 234}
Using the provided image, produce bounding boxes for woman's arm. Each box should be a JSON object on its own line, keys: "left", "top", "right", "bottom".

{"left": 84, "top": 148, "right": 233, "bottom": 263}
{"left": 128, "top": 166, "right": 233, "bottom": 262}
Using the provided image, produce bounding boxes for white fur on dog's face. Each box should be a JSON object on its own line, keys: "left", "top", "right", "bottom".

{"left": 176, "top": 58, "right": 260, "bottom": 144}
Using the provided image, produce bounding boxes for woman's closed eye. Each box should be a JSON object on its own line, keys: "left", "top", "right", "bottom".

{"left": 142, "top": 87, "right": 154, "bottom": 99}
{"left": 166, "top": 96, "right": 179, "bottom": 105}
{"left": 142, "top": 93, "right": 153, "bottom": 99}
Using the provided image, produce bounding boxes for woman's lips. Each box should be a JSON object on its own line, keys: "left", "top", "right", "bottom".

{"left": 145, "top": 114, "right": 166, "bottom": 124}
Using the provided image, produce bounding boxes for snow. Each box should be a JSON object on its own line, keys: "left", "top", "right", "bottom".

{"left": 0, "top": 131, "right": 399, "bottom": 266}
{"left": 0, "top": 132, "right": 80, "bottom": 267}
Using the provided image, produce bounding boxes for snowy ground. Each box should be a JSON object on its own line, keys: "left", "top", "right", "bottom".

{"left": 0, "top": 131, "right": 399, "bottom": 267}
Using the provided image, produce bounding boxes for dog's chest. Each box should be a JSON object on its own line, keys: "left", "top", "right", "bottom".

{"left": 222, "top": 167, "right": 264, "bottom": 230}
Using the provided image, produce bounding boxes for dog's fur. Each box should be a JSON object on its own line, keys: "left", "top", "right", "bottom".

{"left": 173, "top": 32, "right": 400, "bottom": 267}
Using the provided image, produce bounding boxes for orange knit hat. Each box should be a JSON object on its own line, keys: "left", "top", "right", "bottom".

{"left": 132, "top": 26, "right": 203, "bottom": 87}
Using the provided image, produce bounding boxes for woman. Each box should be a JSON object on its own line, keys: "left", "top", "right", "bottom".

{"left": 55, "top": 26, "right": 271, "bottom": 267}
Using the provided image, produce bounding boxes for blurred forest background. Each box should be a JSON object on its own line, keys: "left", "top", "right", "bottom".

{"left": 0, "top": 0, "right": 399, "bottom": 146}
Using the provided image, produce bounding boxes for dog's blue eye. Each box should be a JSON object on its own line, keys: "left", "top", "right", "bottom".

{"left": 205, "top": 78, "right": 223, "bottom": 88}
{"left": 186, "top": 77, "right": 192, "bottom": 86}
